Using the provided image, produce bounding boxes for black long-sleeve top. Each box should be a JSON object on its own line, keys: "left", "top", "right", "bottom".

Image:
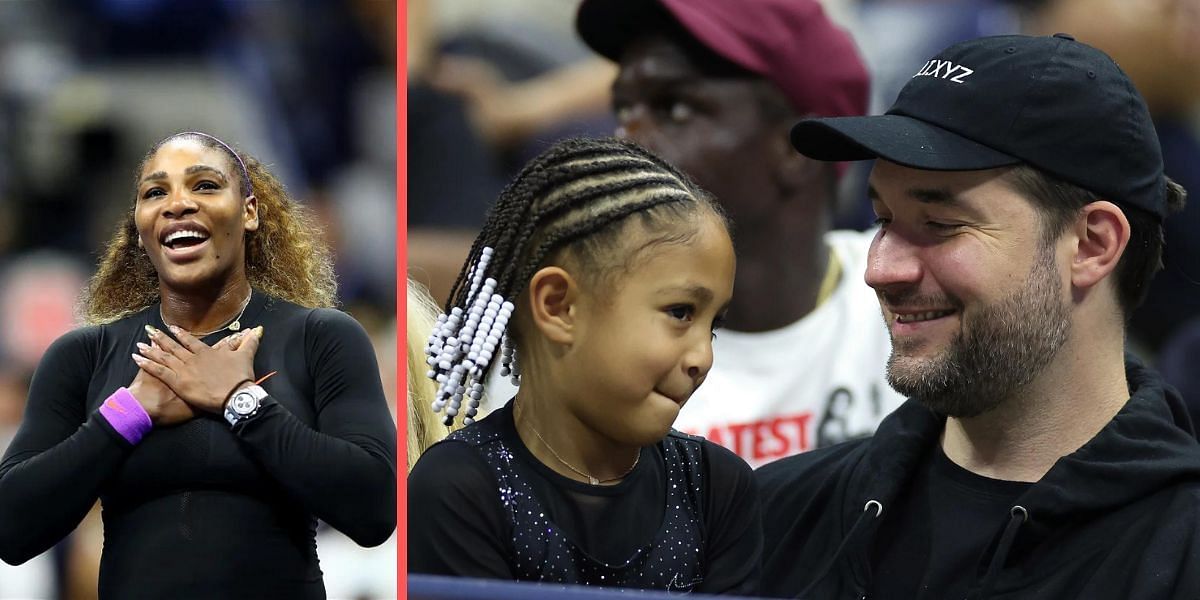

{"left": 0, "top": 292, "right": 396, "bottom": 599}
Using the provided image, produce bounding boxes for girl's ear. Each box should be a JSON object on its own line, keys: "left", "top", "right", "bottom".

{"left": 527, "top": 266, "right": 580, "bottom": 345}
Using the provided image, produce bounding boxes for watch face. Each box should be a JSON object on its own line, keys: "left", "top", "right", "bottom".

{"left": 231, "top": 392, "right": 258, "bottom": 415}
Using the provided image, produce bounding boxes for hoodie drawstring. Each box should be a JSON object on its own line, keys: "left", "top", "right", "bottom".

{"left": 794, "top": 500, "right": 883, "bottom": 600}
{"left": 972, "top": 505, "right": 1028, "bottom": 599}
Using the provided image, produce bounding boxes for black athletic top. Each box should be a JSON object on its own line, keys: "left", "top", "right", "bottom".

{"left": 408, "top": 401, "right": 762, "bottom": 595}
{"left": 0, "top": 291, "right": 397, "bottom": 599}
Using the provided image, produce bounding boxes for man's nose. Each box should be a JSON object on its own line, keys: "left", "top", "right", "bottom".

{"left": 864, "top": 229, "right": 924, "bottom": 294}
{"left": 615, "top": 104, "right": 654, "bottom": 143}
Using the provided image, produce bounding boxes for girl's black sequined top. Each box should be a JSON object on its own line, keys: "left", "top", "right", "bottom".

{"left": 408, "top": 400, "right": 762, "bottom": 595}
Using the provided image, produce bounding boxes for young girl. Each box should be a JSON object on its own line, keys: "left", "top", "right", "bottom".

{"left": 408, "top": 137, "right": 760, "bottom": 594}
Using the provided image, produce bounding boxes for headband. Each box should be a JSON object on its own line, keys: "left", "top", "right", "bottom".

{"left": 177, "top": 131, "right": 252, "bottom": 197}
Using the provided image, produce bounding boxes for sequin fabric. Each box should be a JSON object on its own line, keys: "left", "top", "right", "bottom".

{"left": 447, "top": 416, "right": 708, "bottom": 592}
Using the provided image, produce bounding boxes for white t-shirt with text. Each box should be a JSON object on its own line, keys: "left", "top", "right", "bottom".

{"left": 672, "top": 229, "right": 906, "bottom": 468}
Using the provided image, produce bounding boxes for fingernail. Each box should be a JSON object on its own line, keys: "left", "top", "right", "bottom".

{"left": 136, "top": 342, "right": 151, "bottom": 352}
{"left": 255, "top": 326, "right": 264, "bottom": 338}
{"left": 168, "top": 325, "right": 180, "bottom": 334}
{"left": 131, "top": 353, "right": 146, "bottom": 363}
{"left": 144, "top": 325, "right": 157, "bottom": 336}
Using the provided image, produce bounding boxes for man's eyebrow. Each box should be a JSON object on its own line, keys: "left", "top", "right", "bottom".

{"left": 907, "top": 187, "right": 958, "bottom": 205}
{"left": 867, "top": 184, "right": 959, "bottom": 206}
{"left": 613, "top": 75, "right": 697, "bottom": 101}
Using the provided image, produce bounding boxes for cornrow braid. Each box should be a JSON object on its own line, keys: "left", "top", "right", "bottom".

{"left": 425, "top": 137, "right": 724, "bottom": 427}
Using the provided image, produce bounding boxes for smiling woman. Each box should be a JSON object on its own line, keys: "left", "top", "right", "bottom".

{"left": 86, "top": 132, "right": 336, "bottom": 324}
{"left": 0, "top": 131, "right": 396, "bottom": 599}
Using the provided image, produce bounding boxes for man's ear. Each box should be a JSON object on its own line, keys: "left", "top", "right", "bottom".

{"left": 526, "top": 266, "right": 580, "bottom": 346}
{"left": 773, "top": 127, "right": 832, "bottom": 199}
{"left": 1069, "top": 200, "right": 1130, "bottom": 290}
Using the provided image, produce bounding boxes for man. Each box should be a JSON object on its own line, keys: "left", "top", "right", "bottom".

{"left": 759, "top": 33, "right": 1196, "bottom": 598}
{"left": 571, "top": 0, "right": 906, "bottom": 467}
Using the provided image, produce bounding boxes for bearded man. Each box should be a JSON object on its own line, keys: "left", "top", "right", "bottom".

{"left": 756, "top": 33, "right": 1198, "bottom": 599}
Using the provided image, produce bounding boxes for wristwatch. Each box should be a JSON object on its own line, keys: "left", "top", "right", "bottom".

{"left": 224, "top": 384, "right": 268, "bottom": 426}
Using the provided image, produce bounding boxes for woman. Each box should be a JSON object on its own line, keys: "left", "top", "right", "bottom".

{"left": 407, "top": 278, "right": 450, "bottom": 472}
{"left": 0, "top": 131, "right": 396, "bottom": 599}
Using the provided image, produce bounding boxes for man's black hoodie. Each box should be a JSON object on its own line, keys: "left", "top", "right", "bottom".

{"left": 757, "top": 356, "right": 1200, "bottom": 599}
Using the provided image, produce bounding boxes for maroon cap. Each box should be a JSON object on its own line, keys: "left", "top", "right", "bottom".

{"left": 576, "top": 0, "right": 869, "bottom": 119}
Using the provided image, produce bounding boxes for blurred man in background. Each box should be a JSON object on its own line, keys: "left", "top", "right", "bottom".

{"left": 572, "top": 0, "right": 905, "bottom": 467}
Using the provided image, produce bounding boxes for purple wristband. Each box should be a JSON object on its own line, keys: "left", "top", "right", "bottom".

{"left": 98, "top": 387, "right": 153, "bottom": 445}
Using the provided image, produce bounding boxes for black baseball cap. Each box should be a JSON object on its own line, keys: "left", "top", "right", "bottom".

{"left": 790, "top": 34, "right": 1168, "bottom": 219}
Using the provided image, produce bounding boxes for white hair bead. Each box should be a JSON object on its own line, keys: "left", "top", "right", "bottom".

{"left": 424, "top": 248, "right": 514, "bottom": 427}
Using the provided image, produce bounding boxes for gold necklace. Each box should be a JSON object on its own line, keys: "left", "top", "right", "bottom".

{"left": 160, "top": 291, "right": 252, "bottom": 337}
{"left": 519, "top": 404, "right": 640, "bottom": 485}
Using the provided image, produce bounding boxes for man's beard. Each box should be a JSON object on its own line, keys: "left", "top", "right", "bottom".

{"left": 883, "top": 243, "right": 1071, "bottom": 418}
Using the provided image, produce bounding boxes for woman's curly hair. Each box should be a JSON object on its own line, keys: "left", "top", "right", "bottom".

{"left": 81, "top": 132, "right": 338, "bottom": 324}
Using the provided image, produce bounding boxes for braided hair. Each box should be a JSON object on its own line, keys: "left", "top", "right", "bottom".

{"left": 425, "top": 137, "right": 726, "bottom": 426}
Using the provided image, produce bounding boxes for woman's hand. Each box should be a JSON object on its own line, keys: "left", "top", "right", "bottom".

{"left": 131, "top": 325, "right": 264, "bottom": 414}
{"left": 127, "top": 367, "right": 195, "bottom": 427}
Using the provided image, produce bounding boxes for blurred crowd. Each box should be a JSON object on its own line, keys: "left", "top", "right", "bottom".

{"left": 0, "top": 1, "right": 397, "bottom": 599}
{"left": 408, "top": 0, "right": 1200, "bottom": 412}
